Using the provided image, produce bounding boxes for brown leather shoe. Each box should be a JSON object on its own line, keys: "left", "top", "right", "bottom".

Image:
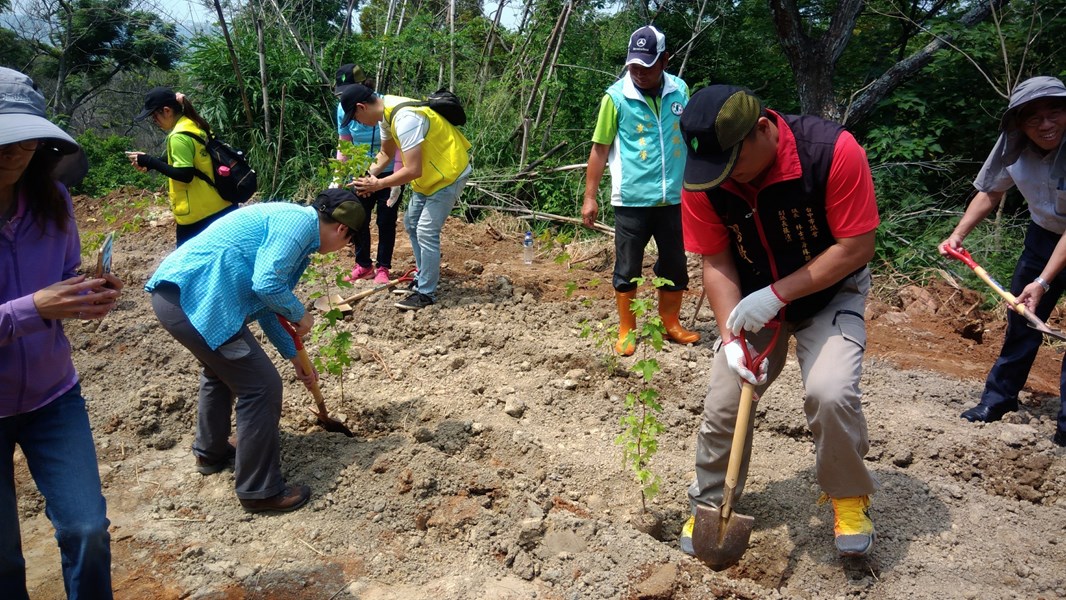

{"left": 239, "top": 484, "right": 311, "bottom": 513}
{"left": 194, "top": 436, "right": 238, "bottom": 475}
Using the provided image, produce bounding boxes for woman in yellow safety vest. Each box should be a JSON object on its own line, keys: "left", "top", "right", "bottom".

{"left": 126, "top": 88, "right": 237, "bottom": 246}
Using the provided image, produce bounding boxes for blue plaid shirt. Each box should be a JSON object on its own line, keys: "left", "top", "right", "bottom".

{"left": 145, "top": 202, "right": 320, "bottom": 359}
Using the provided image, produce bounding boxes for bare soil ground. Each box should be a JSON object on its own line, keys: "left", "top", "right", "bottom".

{"left": 16, "top": 190, "right": 1066, "bottom": 600}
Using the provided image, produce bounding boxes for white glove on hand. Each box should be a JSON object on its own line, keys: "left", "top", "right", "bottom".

{"left": 386, "top": 186, "right": 402, "bottom": 208}
{"left": 722, "top": 338, "right": 768, "bottom": 385}
{"left": 726, "top": 285, "right": 786, "bottom": 335}
{"left": 328, "top": 178, "right": 341, "bottom": 190}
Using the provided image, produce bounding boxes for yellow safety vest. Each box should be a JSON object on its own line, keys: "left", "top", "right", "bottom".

{"left": 166, "top": 117, "right": 229, "bottom": 225}
{"left": 383, "top": 96, "right": 472, "bottom": 196}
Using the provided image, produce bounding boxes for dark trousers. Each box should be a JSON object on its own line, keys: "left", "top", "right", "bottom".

{"left": 175, "top": 204, "right": 238, "bottom": 247}
{"left": 150, "top": 284, "right": 286, "bottom": 500}
{"left": 981, "top": 221, "right": 1066, "bottom": 433}
{"left": 612, "top": 204, "right": 689, "bottom": 292}
{"left": 353, "top": 181, "right": 401, "bottom": 270}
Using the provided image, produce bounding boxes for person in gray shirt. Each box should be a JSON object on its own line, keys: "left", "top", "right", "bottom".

{"left": 938, "top": 76, "right": 1066, "bottom": 446}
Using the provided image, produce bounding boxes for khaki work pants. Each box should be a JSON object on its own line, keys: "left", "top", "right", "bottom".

{"left": 688, "top": 268, "right": 879, "bottom": 511}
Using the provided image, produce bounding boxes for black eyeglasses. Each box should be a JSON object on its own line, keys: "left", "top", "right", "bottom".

{"left": 0, "top": 139, "right": 41, "bottom": 152}
{"left": 1022, "top": 108, "right": 1066, "bottom": 129}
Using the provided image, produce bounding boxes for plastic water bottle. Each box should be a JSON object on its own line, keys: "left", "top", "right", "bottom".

{"left": 523, "top": 231, "right": 534, "bottom": 265}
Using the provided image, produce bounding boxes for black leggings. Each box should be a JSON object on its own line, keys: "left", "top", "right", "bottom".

{"left": 353, "top": 181, "right": 402, "bottom": 269}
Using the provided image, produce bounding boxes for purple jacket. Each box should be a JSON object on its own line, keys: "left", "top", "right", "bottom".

{"left": 0, "top": 183, "right": 81, "bottom": 417}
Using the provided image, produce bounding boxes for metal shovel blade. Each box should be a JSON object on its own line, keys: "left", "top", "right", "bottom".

{"left": 313, "top": 294, "right": 352, "bottom": 313}
{"left": 692, "top": 503, "right": 755, "bottom": 571}
{"left": 1025, "top": 320, "right": 1066, "bottom": 342}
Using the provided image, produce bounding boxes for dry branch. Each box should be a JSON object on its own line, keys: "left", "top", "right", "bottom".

{"left": 465, "top": 203, "right": 615, "bottom": 235}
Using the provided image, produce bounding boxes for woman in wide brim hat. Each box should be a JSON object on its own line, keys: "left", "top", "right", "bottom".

{"left": 0, "top": 66, "right": 122, "bottom": 599}
{"left": 126, "top": 87, "right": 237, "bottom": 247}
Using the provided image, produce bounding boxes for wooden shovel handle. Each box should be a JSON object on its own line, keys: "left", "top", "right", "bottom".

{"left": 335, "top": 269, "right": 417, "bottom": 306}
{"left": 722, "top": 381, "right": 756, "bottom": 520}
{"left": 276, "top": 316, "right": 329, "bottom": 417}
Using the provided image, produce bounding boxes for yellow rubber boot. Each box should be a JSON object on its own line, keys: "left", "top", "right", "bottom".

{"left": 615, "top": 290, "right": 637, "bottom": 356}
{"left": 658, "top": 290, "right": 700, "bottom": 345}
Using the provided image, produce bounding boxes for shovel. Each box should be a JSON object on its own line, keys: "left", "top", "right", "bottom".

{"left": 943, "top": 245, "right": 1066, "bottom": 341}
{"left": 692, "top": 326, "right": 780, "bottom": 570}
{"left": 313, "top": 268, "right": 417, "bottom": 313}
{"left": 277, "top": 316, "right": 355, "bottom": 437}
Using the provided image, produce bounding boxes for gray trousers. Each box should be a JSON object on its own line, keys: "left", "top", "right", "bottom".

{"left": 689, "top": 268, "right": 878, "bottom": 511}
{"left": 151, "top": 284, "right": 286, "bottom": 500}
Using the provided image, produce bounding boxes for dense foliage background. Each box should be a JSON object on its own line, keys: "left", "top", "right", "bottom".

{"left": 3, "top": 0, "right": 1064, "bottom": 284}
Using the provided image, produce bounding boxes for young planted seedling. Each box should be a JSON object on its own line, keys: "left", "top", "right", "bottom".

{"left": 615, "top": 276, "right": 670, "bottom": 513}
{"left": 316, "top": 140, "right": 374, "bottom": 189}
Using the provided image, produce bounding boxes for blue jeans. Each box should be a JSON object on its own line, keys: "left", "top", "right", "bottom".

{"left": 981, "top": 221, "right": 1066, "bottom": 433}
{"left": 0, "top": 384, "right": 112, "bottom": 599}
{"left": 404, "top": 165, "right": 471, "bottom": 299}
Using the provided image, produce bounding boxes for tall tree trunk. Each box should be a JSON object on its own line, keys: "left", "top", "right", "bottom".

{"left": 768, "top": 0, "right": 862, "bottom": 121}
{"left": 678, "top": 0, "right": 709, "bottom": 79}
{"left": 264, "top": 0, "right": 331, "bottom": 86}
{"left": 448, "top": 0, "right": 455, "bottom": 90}
{"left": 255, "top": 14, "right": 271, "bottom": 139}
{"left": 770, "top": 0, "right": 1007, "bottom": 124}
{"left": 377, "top": 0, "right": 399, "bottom": 88}
{"left": 843, "top": 0, "right": 1010, "bottom": 124}
{"left": 212, "top": 0, "right": 255, "bottom": 128}
{"left": 534, "top": 0, "right": 572, "bottom": 130}
{"left": 478, "top": 0, "right": 506, "bottom": 83}
{"left": 340, "top": 0, "right": 359, "bottom": 37}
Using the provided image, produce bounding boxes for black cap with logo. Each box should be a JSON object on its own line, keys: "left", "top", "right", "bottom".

{"left": 679, "top": 85, "right": 763, "bottom": 191}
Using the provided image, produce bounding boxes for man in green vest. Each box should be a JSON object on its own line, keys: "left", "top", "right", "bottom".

{"left": 581, "top": 25, "right": 700, "bottom": 355}
{"left": 345, "top": 84, "right": 472, "bottom": 311}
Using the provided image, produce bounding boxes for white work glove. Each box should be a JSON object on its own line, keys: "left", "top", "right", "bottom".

{"left": 386, "top": 186, "right": 402, "bottom": 208}
{"left": 721, "top": 337, "right": 768, "bottom": 385}
{"left": 328, "top": 178, "right": 341, "bottom": 190}
{"left": 726, "top": 285, "right": 786, "bottom": 335}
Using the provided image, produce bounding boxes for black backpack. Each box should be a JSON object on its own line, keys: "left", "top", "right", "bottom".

{"left": 390, "top": 88, "right": 467, "bottom": 127}
{"left": 175, "top": 131, "right": 258, "bottom": 204}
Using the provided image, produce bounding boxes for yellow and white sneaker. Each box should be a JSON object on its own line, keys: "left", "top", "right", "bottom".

{"left": 823, "top": 494, "right": 875, "bottom": 556}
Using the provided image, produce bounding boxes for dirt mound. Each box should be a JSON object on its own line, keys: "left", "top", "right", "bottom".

{"left": 16, "top": 192, "right": 1066, "bottom": 599}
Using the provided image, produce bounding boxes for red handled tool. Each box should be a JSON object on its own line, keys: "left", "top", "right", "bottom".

{"left": 277, "top": 316, "right": 355, "bottom": 437}
{"left": 315, "top": 268, "right": 417, "bottom": 313}
{"left": 943, "top": 245, "right": 1066, "bottom": 341}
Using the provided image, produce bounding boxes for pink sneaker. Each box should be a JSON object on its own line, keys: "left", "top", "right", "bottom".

{"left": 345, "top": 264, "right": 374, "bottom": 282}
{"left": 373, "top": 267, "right": 391, "bottom": 284}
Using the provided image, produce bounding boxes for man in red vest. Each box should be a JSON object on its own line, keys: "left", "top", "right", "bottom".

{"left": 678, "top": 85, "right": 880, "bottom": 558}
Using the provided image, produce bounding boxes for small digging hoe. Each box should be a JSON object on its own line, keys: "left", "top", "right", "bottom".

{"left": 314, "top": 269, "right": 417, "bottom": 313}
{"left": 693, "top": 326, "right": 780, "bottom": 571}
{"left": 943, "top": 245, "right": 1066, "bottom": 341}
{"left": 277, "top": 316, "right": 355, "bottom": 437}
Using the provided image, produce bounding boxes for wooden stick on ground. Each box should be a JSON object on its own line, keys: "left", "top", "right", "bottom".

{"left": 567, "top": 247, "right": 607, "bottom": 269}
{"left": 465, "top": 202, "right": 615, "bottom": 235}
{"left": 690, "top": 290, "right": 707, "bottom": 328}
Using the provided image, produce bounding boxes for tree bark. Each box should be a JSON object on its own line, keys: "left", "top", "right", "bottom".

{"left": 678, "top": 0, "right": 710, "bottom": 79}
{"left": 264, "top": 0, "right": 331, "bottom": 86}
{"left": 768, "top": 0, "right": 863, "bottom": 121}
{"left": 212, "top": 0, "right": 255, "bottom": 128}
{"left": 843, "top": 0, "right": 1009, "bottom": 125}
{"left": 448, "top": 0, "right": 455, "bottom": 90}
{"left": 534, "top": 0, "right": 572, "bottom": 130}
{"left": 770, "top": 0, "right": 1006, "bottom": 124}
{"left": 255, "top": 14, "right": 271, "bottom": 139}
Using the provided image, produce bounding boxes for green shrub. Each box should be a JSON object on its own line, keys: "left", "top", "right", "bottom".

{"left": 73, "top": 131, "right": 159, "bottom": 198}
